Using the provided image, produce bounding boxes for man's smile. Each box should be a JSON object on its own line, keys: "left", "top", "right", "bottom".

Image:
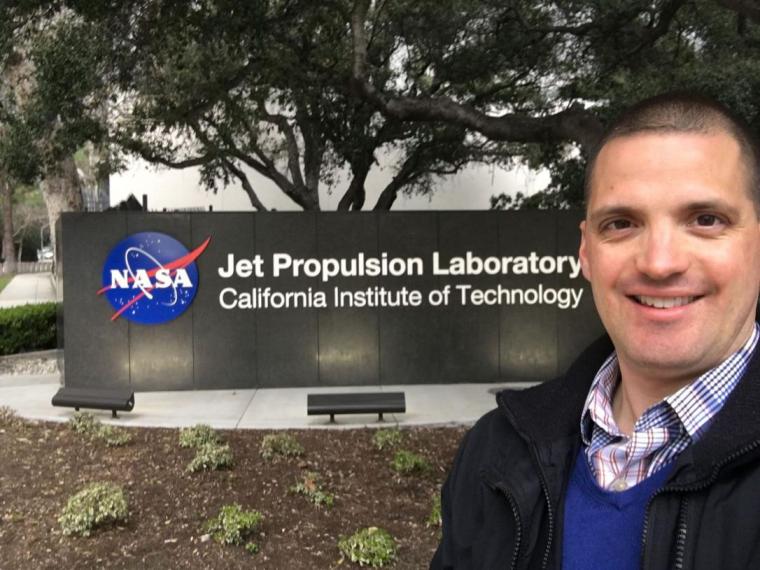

{"left": 631, "top": 295, "right": 701, "bottom": 309}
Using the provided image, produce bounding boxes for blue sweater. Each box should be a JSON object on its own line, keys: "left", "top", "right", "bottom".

{"left": 562, "top": 450, "right": 675, "bottom": 570}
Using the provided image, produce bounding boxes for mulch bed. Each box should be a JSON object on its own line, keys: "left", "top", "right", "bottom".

{"left": 0, "top": 412, "right": 467, "bottom": 569}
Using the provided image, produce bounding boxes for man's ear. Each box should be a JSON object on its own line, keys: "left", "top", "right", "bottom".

{"left": 579, "top": 220, "right": 591, "bottom": 281}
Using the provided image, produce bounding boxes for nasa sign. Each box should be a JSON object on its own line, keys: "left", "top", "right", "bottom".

{"left": 98, "top": 232, "right": 210, "bottom": 325}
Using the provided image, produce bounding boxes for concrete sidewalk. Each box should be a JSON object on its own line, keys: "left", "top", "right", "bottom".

{"left": 0, "top": 372, "right": 528, "bottom": 430}
{"left": 0, "top": 272, "right": 56, "bottom": 308}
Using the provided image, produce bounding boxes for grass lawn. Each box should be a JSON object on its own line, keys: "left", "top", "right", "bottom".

{"left": 0, "top": 273, "right": 13, "bottom": 294}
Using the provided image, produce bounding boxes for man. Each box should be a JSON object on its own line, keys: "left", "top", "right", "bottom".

{"left": 431, "top": 93, "right": 760, "bottom": 569}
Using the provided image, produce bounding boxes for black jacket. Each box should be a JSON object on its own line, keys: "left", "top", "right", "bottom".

{"left": 431, "top": 335, "right": 760, "bottom": 570}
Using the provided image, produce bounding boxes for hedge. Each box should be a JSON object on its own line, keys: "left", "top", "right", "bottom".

{"left": 0, "top": 302, "right": 57, "bottom": 356}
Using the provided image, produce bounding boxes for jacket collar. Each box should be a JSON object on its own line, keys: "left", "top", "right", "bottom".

{"left": 496, "top": 333, "right": 760, "bottom": 480}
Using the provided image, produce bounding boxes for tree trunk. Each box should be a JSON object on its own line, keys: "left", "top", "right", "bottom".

{"left": 0, "top": 173, "right": 16, "bottom": 274}
{"left": 40, "top": 156, "right": 83, "bottom": 262}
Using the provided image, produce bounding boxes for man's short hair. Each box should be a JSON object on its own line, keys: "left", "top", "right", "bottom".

{"left": 584, "top": 92, "right": 760, "bottom": 211}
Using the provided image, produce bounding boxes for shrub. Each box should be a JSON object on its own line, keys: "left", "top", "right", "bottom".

{"left": 0, "top": 405, "right": 23, "bottom": 428}
{"left": 390, "top": 450, "right": 430, "bottom": 475}
{"left": 372, "top": 428, "right": 402, "bottom": 451}
{"left": 427, "top": 494, "right": 442, "bottom": 527}
{"left": 188, "top": 442, "right": 233, "bottom": 472}
{"left": 203, "top": 504, "right": 262, "bottom": 547}
{"left": 69, "top": 411, "right": 99, "bottom": 436}
{"left": 291, "top": 471, "right": 334, "bottom": 508}
{"left": 98, "top": 424, "right": 133, "bottom": 447}
{"left": 0, "top": 302, "right": 57, "bottom": 356}
{"left": 338, "top": 527, "right": 397, "bottom": 567}
{"left": 58, "top": 482, "right": 128, "bottom": 537}
{"left": 179, "top": 424, "right": 221, "bottom": 448}
{"left": 260, "top": 433, "right": 304, "bottom": 460}
{"left": 68, "top": 412, "right": 132, "bottom": 447}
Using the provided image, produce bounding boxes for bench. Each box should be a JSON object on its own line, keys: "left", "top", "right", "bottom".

{"left": 52, "top": 387, "right": 135, "bottom": 418}
{"left": 307, "top": 392, "right": 406, "bottom": 423}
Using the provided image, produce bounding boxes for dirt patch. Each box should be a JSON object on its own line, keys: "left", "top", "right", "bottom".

{"left": 0, "top": 414, "right": 466, "bottom": 569}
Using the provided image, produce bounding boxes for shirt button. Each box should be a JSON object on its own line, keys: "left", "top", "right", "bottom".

{"left": 611, "top": 479, "right": 629, "bottom": 492}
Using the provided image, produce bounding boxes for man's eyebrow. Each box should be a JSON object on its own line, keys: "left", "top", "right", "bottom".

{"left": 587, "top": 206, "right": 638, "bottom": 226}
{"left": 681, "top": 200, "right": 741, "bottom": 218}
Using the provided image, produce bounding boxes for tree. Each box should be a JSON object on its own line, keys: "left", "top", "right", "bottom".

{"left": 351, "top": 0, "right": 760, "bottom": 208}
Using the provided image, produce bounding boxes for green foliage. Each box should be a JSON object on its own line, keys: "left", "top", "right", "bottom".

{"left": 68, "top": 411, "right": 99, "bottom": 436}
{"left": 0, "top": 274, "right": 13, "bottom": 294}
{"left": 203, "top": 504, "right": 262, "bottom": 547}
{"left": 0, "top": 302, "right": 57, "bottom": 356}
{"left": 68, "top": 412, "right": 133, "bottom": 447}
{"left": 427, "top": 494, "right": 442, "bottom": 528}
{"left": 58, "top": 482, "right": 128, "bottom": 537}
{"left": 390, "top": 450, "right": 430, "bottom": 475}
{"left": 338, "top": 527, "right": 397, "bottom": 567}
{"left": 97, "top": 424, "right": 133, "bottom": 448}
{"left": 188, "top": 442, "right": 233, "bottom": 472}
{"left": 260, "top": 433, "right": 304, "bottom": 460}
{"left": 0, "top": 405, "right": 22, "bottom": 428}
{"left": 372, "top": 428, "right": 403, "bottom": 451}
{"left": 291, "top": 471, "right": 335, "bottom": 508}
{"left": 179, "top": 424, "right": 221, "bottom": 449}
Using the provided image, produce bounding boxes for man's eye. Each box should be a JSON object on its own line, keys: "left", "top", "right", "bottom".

{"left": 603, "top": 219, "right": 632, "bottom": 231}
{"left": 694, "top": 214, "right": 723, "bottom": 227}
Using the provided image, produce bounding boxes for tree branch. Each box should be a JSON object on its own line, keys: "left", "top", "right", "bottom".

{"left": 716, "top": 0, "right": 760, "bottom": 24}
{"left": 351, "top": 0, "right": 604, "bottom": 150}
{"left": 221, "top": 158, "right": 268, "bottom": 211}
{"left": 255, "top": 99, "right": 306, "bottom": 189}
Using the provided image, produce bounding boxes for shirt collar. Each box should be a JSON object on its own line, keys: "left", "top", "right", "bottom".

{"left": 581, "top": 323, "right": 760, "bottom": 444}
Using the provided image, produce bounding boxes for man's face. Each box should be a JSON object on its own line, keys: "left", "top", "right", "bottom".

{"left": 580, "top": 131, "right": 760, "bottom": 383}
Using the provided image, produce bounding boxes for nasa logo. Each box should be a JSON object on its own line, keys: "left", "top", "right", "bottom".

{"left": 98, "top": 232, "right": 211, "bottom": 324}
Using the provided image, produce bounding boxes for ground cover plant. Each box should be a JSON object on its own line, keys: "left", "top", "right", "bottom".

{"left": 203, "top": 503, "right": 263, "bottom": 553}
{"left": 391, "top": 450, "right": 431, "bottom": 475}
{"left": 290, "top": 471, "right": 335, "bottom": 508}
{"left": 339, "top": 526, "right": 398, "bottom": 567}
{"left": 372, "top": 427, "right": 403, "bottom": 451}
{"left": 260, "top": 432, "right": 304, "bottom": 460}
{"left": 68, "top": 411, "right": 133, "bottom": 447}
{"left": 0, "top": 413, "right": 465, "bottom": 568}
{"left": 58, "top": 482, "right": 128, "bottom": 537}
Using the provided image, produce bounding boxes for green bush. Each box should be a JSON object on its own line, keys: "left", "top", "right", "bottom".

{"left": 0, "top": 405, "right": 23, "bottom": 428}
{"left": 372, "top": 428, "right": 403, "bottom": 451}
{"left": 203, "top": 504, "right": 262, "bottom": 548}
{"left": 58, "top": 482, "right": 128, "bottom": 537}
{"left": 391, "top": 450, "right": 430, "bottom": 475}
{"left": 338, "top": 527, "right": 397, "bottom": 567}
{"left": 98, "top": 424, "right": 133, "bottom": 447}
{"left": 291, "top": 471, "right": 335, "bottom": 508}
{"left": 68, "top": 412, "right": 133, "bottom": 447}
{"left": 188, "top": 442, "right": 233, "bottom": 472}
{"left": 179, "top": 424, "right": 221, "bottom": 448}
{"left": 0, "top": 302, "right": 57, "bottom": 356}
{"left": 68, "top": 411, "right": 99, "bottom": 436}
{"left": 260, "top": 433, "right": 304, "bottom": 460}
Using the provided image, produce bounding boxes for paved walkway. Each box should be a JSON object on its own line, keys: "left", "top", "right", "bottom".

{"left": 0, "top": 372, "right": 526, "bottom": 430}
{"left": 0, "top": 272, "right": 56, "bottom": 308}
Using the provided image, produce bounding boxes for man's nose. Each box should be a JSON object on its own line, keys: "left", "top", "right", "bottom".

{"left": 635, "top": 226, "right": 690, "bottom": 280}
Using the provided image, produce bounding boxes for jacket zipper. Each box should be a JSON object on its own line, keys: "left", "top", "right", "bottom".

{"left": 640, "top": 439, "right": 760, "bottom": 570}
{"left": 489, "top": 480, "right": 523, "bottom": 570}
{"left": 529, "top": 445, "right": 555, "bottom": 570}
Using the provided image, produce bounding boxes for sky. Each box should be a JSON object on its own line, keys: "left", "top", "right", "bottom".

{"left": 111, "top": 155, "right": 550, "bottom": 212}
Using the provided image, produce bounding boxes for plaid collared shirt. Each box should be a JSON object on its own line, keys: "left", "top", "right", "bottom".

{"left": 580, "top": 324, "right": 759, "bottom": 491}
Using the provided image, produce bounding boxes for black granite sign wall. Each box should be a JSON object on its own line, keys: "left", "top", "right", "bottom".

{"left": 61, "top": 211, "right": 603, "bottom": 391}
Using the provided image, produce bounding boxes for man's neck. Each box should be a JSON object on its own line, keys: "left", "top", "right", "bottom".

{"left": 611, "top": 368, "right": 694, "bottom": 436}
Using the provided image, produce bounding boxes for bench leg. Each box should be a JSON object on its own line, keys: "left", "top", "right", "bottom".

{"left": 112, "top": 410, "right": 118, "bottom": 419}
{"left": 378, "top": 412, "right": 384, "bottom": 421}
{"left": 330, "top": 414, "right": 335, "bottom": 423}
